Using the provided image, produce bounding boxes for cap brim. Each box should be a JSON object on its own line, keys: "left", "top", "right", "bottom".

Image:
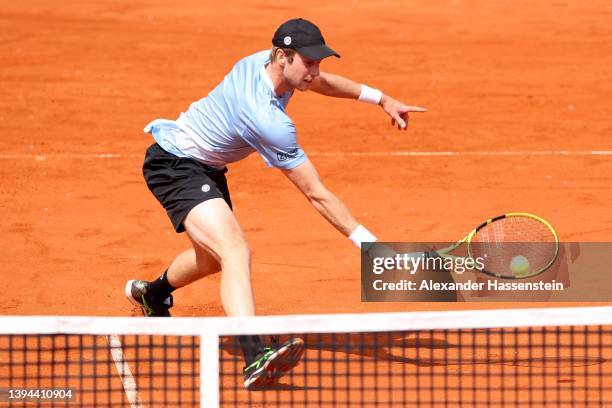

{"left": 296, "top": 44, "right": 340, "bottom": 60}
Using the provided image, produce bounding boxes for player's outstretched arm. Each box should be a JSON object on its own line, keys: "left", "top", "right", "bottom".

{"left": 282, "top": 160, "right": 406, "bottom": 257}
{"left": 282, "top": 159, "right": 359, "bottom": 237}
{"left": 310, "top": 72, "right": 426, "bottom": 130}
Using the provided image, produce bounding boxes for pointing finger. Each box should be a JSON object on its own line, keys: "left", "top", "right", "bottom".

{"left": 401, "top": 105, "right": 427, "bottom": 113}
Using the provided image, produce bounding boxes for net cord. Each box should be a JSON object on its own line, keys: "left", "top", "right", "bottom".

{"left": 1, "top": 306, "right": 612, "bottom": 336}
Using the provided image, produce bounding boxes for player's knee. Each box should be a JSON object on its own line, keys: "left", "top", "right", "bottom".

{"left": 219, "top": 240, "right": 251, "bottom": 269}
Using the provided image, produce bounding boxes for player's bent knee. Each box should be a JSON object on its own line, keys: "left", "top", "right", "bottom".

{"left": 219, "top": 242, "right": 251, "bottom": 269}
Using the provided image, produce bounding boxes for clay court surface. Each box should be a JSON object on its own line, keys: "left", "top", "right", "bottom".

{"left": 1, "top": 0, "right": 611, "bottom": 405}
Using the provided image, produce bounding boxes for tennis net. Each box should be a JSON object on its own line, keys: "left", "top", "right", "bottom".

{"left": 1, "top": 306, "right": 611, "bottom": 407}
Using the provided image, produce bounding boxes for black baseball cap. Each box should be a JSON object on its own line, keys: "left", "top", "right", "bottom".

{"left": 272, "top": 18, "right": 340, "bottom": 60}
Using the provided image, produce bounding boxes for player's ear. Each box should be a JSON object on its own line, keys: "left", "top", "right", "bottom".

{"left": 274, "top": 48, "right": 285, "bottom": 68}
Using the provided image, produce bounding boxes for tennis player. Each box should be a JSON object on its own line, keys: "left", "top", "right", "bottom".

{"left": 125, "top": 18, "right": 425, "bottom": 389}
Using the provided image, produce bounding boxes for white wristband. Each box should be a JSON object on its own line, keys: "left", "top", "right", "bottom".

{"left": 348, "top": 225, "right": 378, "bottom": 249}
{"left": 358, "top": 84, "right": 383, "bottom": 105}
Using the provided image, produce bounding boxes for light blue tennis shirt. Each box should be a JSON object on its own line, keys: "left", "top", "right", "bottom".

{"left": 143, "top": 50, "right": 307, "bottom": 170}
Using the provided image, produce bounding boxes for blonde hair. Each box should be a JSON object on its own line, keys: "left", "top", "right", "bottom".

{"left": 270, "top": 46, "right": 296, "bottom": 63}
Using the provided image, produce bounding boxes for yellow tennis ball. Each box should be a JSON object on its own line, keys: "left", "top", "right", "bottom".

{"left": 510, "top": 255, "right": 530, "bottom": 277}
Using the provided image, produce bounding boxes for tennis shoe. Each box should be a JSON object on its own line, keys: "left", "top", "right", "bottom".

{"left": 243, "top": 337, "right": 304, "bottom": 390}
{"left": 125, "top": 279, "right": 173, "bottom": 317}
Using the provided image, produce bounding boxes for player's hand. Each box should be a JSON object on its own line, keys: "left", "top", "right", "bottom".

{"left": 379, "top": 94, "right": 426, "bottom": 130}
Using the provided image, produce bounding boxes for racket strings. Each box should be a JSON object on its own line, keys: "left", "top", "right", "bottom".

{"left": 470, "top": 217, "right": 557, "bottom": 277}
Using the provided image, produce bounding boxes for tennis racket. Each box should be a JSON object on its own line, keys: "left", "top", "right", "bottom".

{"left": 432, "top": 213, "right": 559, "bottom": 279}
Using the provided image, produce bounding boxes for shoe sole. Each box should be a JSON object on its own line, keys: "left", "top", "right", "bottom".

{"left": 271, "top": 338, "right": 304, "bottom": 375}
{"left": 244, "top": 338, "right": 305, "bottom": 390}
{"left": 244, "top": 358, "right": 276, "bottom": 389}
{"left": 124, "top": 279, "right": 151, "bottom": 317}
{"left": 124, "top": 280, "right": 141, "bottom": 307}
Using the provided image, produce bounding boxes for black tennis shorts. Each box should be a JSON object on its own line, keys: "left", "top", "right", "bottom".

{"left": 142, "top": 143, "right": 232, "bottom": 233}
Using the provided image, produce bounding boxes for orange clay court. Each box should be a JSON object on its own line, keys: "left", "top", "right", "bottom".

{"left": 1, "top": 0, "right": 611, "bottom": 406}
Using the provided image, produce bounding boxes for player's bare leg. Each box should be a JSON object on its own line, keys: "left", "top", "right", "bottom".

{"left": 125, "top": 198, "right": 252, "bottom": 316}
{"left": 128, "top": 197, "right": 255, "bottom": 317}
{"left": 182, "top": 198, "right": 303, "bottom": 388}
{"left": 184, "top": 199, "right": 306, "bottom": 389}
{"left": 165, "top": 237, "right": 221, "bottom": 288}
{"left": 182, "top": 198, "right": 255, "bottom": 316}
